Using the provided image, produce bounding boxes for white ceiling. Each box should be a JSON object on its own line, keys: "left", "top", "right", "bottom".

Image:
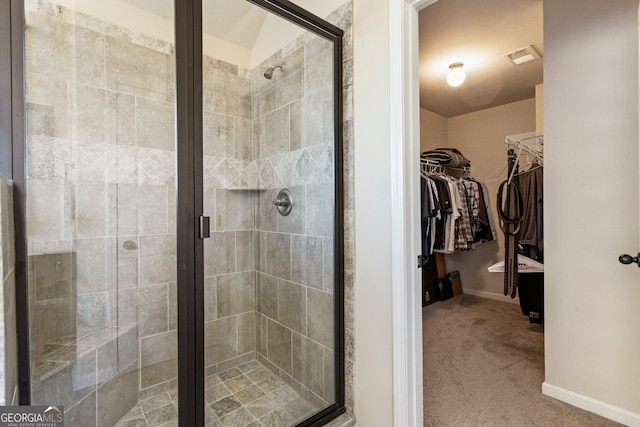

{"left": 419, "top": 0, "right": 543, "bottom": 118}
{"left": 121, "top": 0, "right": 268, "bottom": 49}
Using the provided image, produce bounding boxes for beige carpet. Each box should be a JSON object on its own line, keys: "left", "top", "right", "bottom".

{"left": 423, "top": 295, "right": 622, "bottom": 427}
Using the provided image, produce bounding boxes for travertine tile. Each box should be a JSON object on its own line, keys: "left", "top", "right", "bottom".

{"left": 64, "top": 392, "right": 97, "bottom": 427}
{"left": 96, "top": 368, "right": 138, "bottom": 427}
{"left": 265, "top": 233, "right": 290, "bottom": 280}
{"left": 75, "top": 237, "right": 117, "bottom": 295}
{"left": 136, "top": 184, "right": 168, "bottom": 236}
{"left": 26, "top": 74, "right": 68, "bottom": 138}
{"left": 278, "top": 280, "right": 306, "bottom": 334}
{"left": 75, "top": 26, "right": 106, "bottom": 88}
{"left": 70, "top": 84, "right": 117, "bottom": 145}
{"left": 25, "top": 12, "right": 74, "bottom": 81}
{"left": 304, "top": 37, "right": 334, "bottom": 95}
{"left": 215, "top": 190, "right": 254, "bottom": 231}
{"left": 210, "top": 395, "right": 242, "bottom": 418}
{"left": 306, "top": 288, "right": 334, "bottom": 348}
{"left": 75, "top": 181, "right": 112, "bottom": 237}
{"left": 235, "top": 231, "right": 255, "bottom": 272}
{"left": 204, "top": 276, "right": 217, "bottom": 322}
{"left": 289, "top": 99, "right": 303, "bottom": 151}
{"left": 217, "top": 272, "right": 255, "bottom": 318}
{"left": 219, "top": 406, "right": 255, "bottom": 426}
{"left": 213, "top": 69, "right": 251, "bottom": 119}
{"left": 323, "top": 347, "right": 335, "bottom": 403}
{"left": 26, "top": 179, "right": 66, "bottom": 242}
{"left": 204, "top": 316, "right": 238, "bottom": 366}
{"left": 292, "top": 333, "right": 324, "bottom": 398}
{"left": 276, "top": 70, "right": 304, "bottom": 109}
{"left": 26, "top": 136, "right": 73, "bottom": 180}
{"left": 244, "top": 392, "right": 279, "bottom": 419}
{"left": 136, "top": 97, "right": 175, "bottom": 151}
{"left": 291, "top": 235, "right": 323, "bottom": 290}
{"left": 234, "top": 117, "right": 253, "bottom": 160}
{"left": 204, "top": 232, "right": 236, "bottom": 276}
{"left": 257, "top": 273, "right": 278, "bottom": 320}
{"left": 302, "top": 90, "right": 324, "bottom": 148}
{"left": 260, "top": 407, "right": 294, "bottom": 427}
{"left": 237, "top": 312, "right": 255, "bottom": 355}
{"left": 205, "top": 382, "right": 232, "bottom": 404}
{"left": 138, "top": 234, "right": 177, "bottom": 286}
{"left": 203, "top": 111, "right": 234, "bottom": 157}
{"left": 256, "top": 189, "right": 277, "bottom": 232}
{"left": 136, "top": 147, "right": 176, "bottom": 186}
{"left": 267, "top": 319, "right": 292, "bottom": 375}
{"left": 145, "top": 403, "right": 177, "bottom": 426}
{"left": 306, "top": 183, "right": 334, "bottom": 237}
{"left": 105, "top": 36, "right": 167, "bottom": 100}
{"left": 234, "top": 385, "right": 264, "bottom": 404}
{"left": 256, "top": 313, "right": 267, "bottom": 357}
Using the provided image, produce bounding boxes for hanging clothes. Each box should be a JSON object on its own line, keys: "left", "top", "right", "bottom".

{"left": 420, "top": 166, "right": 496, "bottom": 259}
{"left": 517, "top": 164, "right": 544, "bottom": 261}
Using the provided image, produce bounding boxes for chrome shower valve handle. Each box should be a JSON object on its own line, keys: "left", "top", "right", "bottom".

{"left": 273, "top": 188, "right": 293, "bottom": 216}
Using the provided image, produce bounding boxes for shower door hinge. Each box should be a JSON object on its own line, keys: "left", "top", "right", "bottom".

{"left": 199, "top": 216, "right": 210, "bottom": 239}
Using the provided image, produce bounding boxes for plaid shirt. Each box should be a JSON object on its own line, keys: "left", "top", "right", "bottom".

{"left": 454, "top": 180, "right": 474, "bottom": 249}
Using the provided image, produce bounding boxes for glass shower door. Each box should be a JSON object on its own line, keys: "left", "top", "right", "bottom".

{"left": 201, "top": 1, "right": 342, "bottom": 425}
{"left": 24, "top": 1, "right": 178, "bottom": 425}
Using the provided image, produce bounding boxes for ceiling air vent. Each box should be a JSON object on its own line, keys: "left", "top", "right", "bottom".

{"left": 504, "top": 45, "right": 541, "bottom": 66}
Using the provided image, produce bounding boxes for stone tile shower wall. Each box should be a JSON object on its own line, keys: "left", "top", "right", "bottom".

{"left": 23, "top": 0, "right": 355, "bottom": 422}
{"left": 24, "top": 1, "right": 179, "bottom": 422}
{"left": 252, "top": 3, "right": 353, "bottom": 408}
{"left": 202, "top": 58, "right": 258, "bottom": 375}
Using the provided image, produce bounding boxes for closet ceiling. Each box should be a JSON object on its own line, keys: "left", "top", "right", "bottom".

{"left": 419, "top": 0, "right": 543, "bottom": 118}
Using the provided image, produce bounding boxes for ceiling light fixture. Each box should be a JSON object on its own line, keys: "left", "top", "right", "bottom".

{"left": 447, "top": 62, "right": 465, "bottom": 87}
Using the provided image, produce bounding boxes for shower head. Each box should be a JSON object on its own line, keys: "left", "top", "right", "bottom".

{"left": 263, "top": 63, "right": 286, "bottom": 80}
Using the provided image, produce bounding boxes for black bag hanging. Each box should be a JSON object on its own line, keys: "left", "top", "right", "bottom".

{"left": 497, "top": 149, "right": 524, "bottom": 299}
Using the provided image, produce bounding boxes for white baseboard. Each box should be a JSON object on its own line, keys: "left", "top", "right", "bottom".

{"left": 462, "top": 288, "right": 520, "bottom": 304}
{"left": 542, "top": 382, "right": 640, "bottom": 426}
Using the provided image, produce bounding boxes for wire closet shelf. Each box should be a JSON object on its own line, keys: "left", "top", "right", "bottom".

{"left": 420, "top": 158, "right": 472, "bottom": 177}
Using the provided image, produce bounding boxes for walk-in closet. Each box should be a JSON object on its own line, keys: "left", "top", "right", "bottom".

{"left": 419, "top": 1, "right": 627, "bottom": 425}
{"left": 417, "top": 1, "right": 589, "bottom": 425}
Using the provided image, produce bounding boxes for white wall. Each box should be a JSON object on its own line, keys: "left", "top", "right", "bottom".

{"left": 352, "top": 0, "right": 394, "bottom": 424}
{"left": 535, "top": 84, "right": 544, "bottom": 132}
{"left": 419, "top": 108, "right": 447, "bottom": 152}
{"left": 544, "top": 0, "right": 640, "bottom": 421}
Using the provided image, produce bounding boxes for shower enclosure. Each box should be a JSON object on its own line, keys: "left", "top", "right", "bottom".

{"left": 16, "top": 0, "right": 346, "bottom": 424}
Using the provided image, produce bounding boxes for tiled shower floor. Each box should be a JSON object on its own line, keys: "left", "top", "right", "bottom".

{"left": 115, "top": 360, "right": 323, "bottom": 427}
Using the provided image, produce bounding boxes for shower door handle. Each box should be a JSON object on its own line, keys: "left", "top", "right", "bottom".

{"left": 199, "top": 216, "right": 210, "bottom": 239}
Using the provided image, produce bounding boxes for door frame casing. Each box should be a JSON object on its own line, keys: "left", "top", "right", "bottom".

{"left": 389, "top": 0, "right": 436, "bottom": 425}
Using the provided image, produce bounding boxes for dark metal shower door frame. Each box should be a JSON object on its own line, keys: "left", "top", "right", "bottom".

{"left": 3, "top": 0, "right": 344, "bottom": 424}
{"left": 176, "top": 0, "right": 345, "bottom": 426}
